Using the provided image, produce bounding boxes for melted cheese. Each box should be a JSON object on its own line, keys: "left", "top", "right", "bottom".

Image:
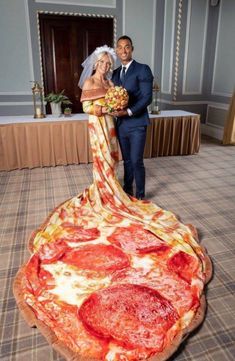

{"left": 105, "top": 343, "right": 134, "bottom": 361}
{"left": 67, "top": 238, "right": 110, "bottom": 248}
{"left": 180, "top": 310, "right": 195, "bottom": 328}
{"left": 43, "top": 262, "right": 111, "bottom": 306}
{"left": 131, "top": 254, "right": 155, "bottom": 274}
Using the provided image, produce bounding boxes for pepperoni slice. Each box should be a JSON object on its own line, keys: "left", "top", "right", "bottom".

{"left": 25, "top": 255, "right": 41, "bottom": 292}
{"left": 107, "top": 224, "right": 170, "bottom": 254}
{"left": 79, "top": 284, "right": 179, "bottom": 351}
{"left": 25, "top": 255, "right": 54, "bottom": 296}
{"left": 112, "top": 267, "right": 198, "bottom": 316}
{"left": 38, "top": 240, "right": 69, "bottom": 263}
{"left": 61, "top": 244, "right": 130, "bottom": 272}
{"left": 60, "top": 223, "right": 100, "bottom": 242}
{"left": 167, "top": 251, "right": 200, "bottom": 283}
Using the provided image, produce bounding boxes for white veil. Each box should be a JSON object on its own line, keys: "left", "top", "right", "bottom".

{"left": 78, "top": 45, "right": 117, "bottom": 89}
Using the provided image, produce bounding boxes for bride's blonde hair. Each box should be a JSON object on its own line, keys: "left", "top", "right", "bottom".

{"left": 78, "top": 45, "right": 116, "bottom": 88}
{"left": 94, "top": 51, "right": 115, "bottom": 71}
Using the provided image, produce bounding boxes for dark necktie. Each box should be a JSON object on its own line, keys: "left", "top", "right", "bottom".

{"left": 120, "top": 66, "right": 126, "bottom": 84}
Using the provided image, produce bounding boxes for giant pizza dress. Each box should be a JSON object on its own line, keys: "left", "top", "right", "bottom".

{"left": 14, "top": 87, "right": 212, "bottom": 361}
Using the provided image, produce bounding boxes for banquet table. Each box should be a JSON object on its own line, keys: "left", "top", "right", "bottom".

{"left": 0, "top": 110, "right": 200, "bottom": 171}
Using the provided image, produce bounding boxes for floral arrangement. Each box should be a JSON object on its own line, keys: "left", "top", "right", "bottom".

{"left": 105, "top": 86, "right": 129, "bottom": 112}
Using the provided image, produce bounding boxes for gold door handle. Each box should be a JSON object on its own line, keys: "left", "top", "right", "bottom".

{"left": 74, "top": 72, "right": 79, "bottom": 78}
{"left": 75, "top": 94, "right": 79, "bottom": 99}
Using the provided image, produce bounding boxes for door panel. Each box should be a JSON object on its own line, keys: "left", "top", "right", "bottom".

{"left": 39, "top": 15, "right": 113, "bottom": 113}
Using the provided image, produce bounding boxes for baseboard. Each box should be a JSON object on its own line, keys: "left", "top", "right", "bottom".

{"left": 201, "top": 123, "right": 224, "bottom": 141}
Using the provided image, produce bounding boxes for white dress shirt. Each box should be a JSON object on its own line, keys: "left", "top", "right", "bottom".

{"left": 120, "top": 60, "right": 133, "bottom": 116}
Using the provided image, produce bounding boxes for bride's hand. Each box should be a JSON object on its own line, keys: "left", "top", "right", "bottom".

{"left": 101, "top": 106, "right": 109, "bottom": 114}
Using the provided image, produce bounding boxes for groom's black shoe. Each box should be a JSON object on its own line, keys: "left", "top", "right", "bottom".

{"left": 124, "top": 187, "right": 133, "bottom": 197}
{"left": 136, "top": 192, "right": 145, "bottom": 200}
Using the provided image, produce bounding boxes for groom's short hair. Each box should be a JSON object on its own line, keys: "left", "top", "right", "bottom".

{"left": 117, "top": 35, "right": 133, "bottom": 47}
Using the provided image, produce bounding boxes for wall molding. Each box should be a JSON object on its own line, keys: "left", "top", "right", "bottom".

{"left": 151, "top": 0, "right": 157, "bottom": 73}
{"left": 37, "top": 9, "right": 116, "bottom": 18}
{"left": 160, "top": 99, "right": 229, "bottom": 107}
{"left": 36, "top": 10, "right": 117, "bottom": 92}
{"left": 182, "top": 0, "right": 192, "bottom": 94}
{"left": 0, "top": 102, "right": 33, "bottom": 106}
{"left": 172, "top": 0, "right": 182, "bottom": 100}
{"left": 162, "top": 0, "right": 176, "bottom": 94}
{"left": 182, "top": 0, "right": 208, "bottom": 95}
{"left": 207, "top": 102, "right": 229, "bottom": 110}
{"left": 211, "top": 0, "right": 232, "bottom": 97}
{"left": 0, "top": 92, "right": 32, "bottom": 96}
{"left": 211, "top": 0, "right": 222, "bottom": 96}
{"left": 202, "top": 103, "right": 227, "bottom": 140}
{"left": 24, "top": 0, "right": 35, "bottom": 81}
{"left": 3, "top": 99, "right": 224, "bottom": 107}
{"left": 161, "top": 99, "right": 206, "bottom": 105}
{"left": 122, "top": 0, "right": 126, "bottom": 35}
{"left": 1, "top": 98, "right": 225, "bottom": 108}
{"left": 35, "top": 0, "right": 116, "bottom": 8}
{"left": 201, "top": 123, "right": 223, "bottom": 140}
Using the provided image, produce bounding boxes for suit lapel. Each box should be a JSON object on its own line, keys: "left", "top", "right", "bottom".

{"left": 122, "top": 60, "right": 136, "bottom": 85}
{"left": 114, "top": 61, "right": 136, "bottom": 86}
{"left": 115, "top": 66, "right": 122, "bottom": 85}
{"left": 127, "top": 60, "right": 136, "bottom": 75}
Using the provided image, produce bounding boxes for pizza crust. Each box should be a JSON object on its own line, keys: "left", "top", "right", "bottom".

{"left": 203, "top": 249, "right": 213, "bottom": 284}
{"left": 13, "top": 246, "right": 213, "bottom": 361}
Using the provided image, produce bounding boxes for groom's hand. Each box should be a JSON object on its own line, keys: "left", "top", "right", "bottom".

{"left": 109, "top": 109, "right": 128, "bottom": 117}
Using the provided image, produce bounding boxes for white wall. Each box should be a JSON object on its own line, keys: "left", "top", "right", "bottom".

{"left": 211, "top": 0, "right": 235, "bottom": 97}
{"left": 123, "top": 0, "right": 156, "bottom": 71}
{"left": 0, "top": 0, "right": 33, "bottom": 94}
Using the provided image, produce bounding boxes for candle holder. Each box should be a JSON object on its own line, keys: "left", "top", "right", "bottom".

{"left": 31, "top": 81, "right": 45, "bottom": 119}
{"left": 151, "top": 81, "right": 161, "bottom": 114}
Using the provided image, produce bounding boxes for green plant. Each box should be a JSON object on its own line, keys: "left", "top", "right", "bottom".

{"left": 44, "top": 89, "right": 72, "bottom": 105}
{"left": 64, "top": 107, "right": 72, "bottom": 111}
{"left": 64, "top": 107, "right": 72, "bottom": 115}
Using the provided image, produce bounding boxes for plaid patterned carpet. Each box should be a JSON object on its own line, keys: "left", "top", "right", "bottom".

{"left": 0, "top": 136, "right": 234, "bottom": 361}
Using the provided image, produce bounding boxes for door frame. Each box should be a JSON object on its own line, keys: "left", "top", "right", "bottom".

{"left": 36, "top": 11, "right": 117, "bottom": 97}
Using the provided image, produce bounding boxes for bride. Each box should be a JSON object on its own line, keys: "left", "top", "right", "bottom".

{"left": 79, "top": 46, "right": 140, "bottom": 211}
{"left": 14, "top": 45, "right": 211, "bottom": 361}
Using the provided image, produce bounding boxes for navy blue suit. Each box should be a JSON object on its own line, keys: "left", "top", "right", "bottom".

{"left": 112, "top": 60, "right": 153, "bottom": 198}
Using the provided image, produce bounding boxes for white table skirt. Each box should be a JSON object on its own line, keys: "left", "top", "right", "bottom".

{"left": 0, "top": 110, "right": 198, "bottom": 125}
{"left": 0, "top": 111, "right": 201, "bottom": 171}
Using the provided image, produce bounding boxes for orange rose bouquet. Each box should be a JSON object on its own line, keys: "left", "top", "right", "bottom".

{"left": 105, "top": 86, "right": 129, "bottom": 112}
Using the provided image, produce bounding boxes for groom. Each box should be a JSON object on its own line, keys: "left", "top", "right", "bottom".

{"left": 111, "top": 35, "right": 153, "bottom": 200}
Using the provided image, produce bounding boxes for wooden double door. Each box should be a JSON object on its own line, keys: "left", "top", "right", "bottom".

{"left": 39, "top": 14, "right": 114, "bottom": 113}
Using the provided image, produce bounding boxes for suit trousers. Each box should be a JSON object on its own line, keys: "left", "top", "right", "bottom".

{"left": 117, "top": 124, "right": 147, "bottom": 198}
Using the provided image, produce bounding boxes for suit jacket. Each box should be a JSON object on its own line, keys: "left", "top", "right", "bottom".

{"left": 112, "top": 60, "right": 153, "bottom": 128}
